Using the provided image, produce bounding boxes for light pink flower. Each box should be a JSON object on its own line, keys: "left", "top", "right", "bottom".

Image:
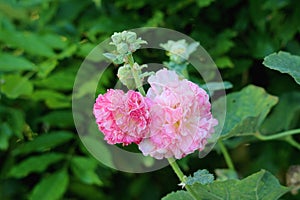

{"left": 93, "top": 89, "right": 151, "bottom": 145}
{"left": 138, "top": 69, "right": 218, "bottom": 159}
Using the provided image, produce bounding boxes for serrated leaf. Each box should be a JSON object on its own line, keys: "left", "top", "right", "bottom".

{"left": 263, "top": 51, "right": 300, "bottom": 85}
{"left": 162, "top": 190, "right": 194, "bottom": 200}
{"left": 12, "top": 131, "right": 73, "bottom": 155}
{"left": 71, "top": 156, "right": 102, "bottom": 186}
{"left": 186, "top": 169, "right": 214, "bottom": 185}
{"left": 30, "top": 170, "right": 69, "bottom": 200}
{"left": 9, "top": 153, "right": 64, "bottom": 178}
{"left": 189, "top": 169, "right": 289, "bottom": 199}
{"left": 0, "top": 53, "right": 36, "bottom": 72}
{"left": 214, "top": 85, "right": 278, "bottom": 139}
{"left": 1, "top": 74, "right": 33, "bottom": 99}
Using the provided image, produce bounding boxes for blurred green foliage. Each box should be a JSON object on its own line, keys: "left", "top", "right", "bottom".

{"left": 0, "top": 0, "right": 300, "bottom": 199}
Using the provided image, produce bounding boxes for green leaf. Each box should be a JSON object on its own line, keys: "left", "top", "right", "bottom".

{"left": 31, "top": 90, "right": 71, "bottom": 108}
{"left": 12, "top": 131, "right": 74, "bottom": 155}
{"left": 0, "top": 53, "right": 36, "bottom": 72}
{"left": 196, "top": 0, "right": 215, "bottom": 8}
{"left": 162, "top": 190, "right": 194, "bottom": 200}
{"left": 9, "top": 153, "right": 64, "bottom": 178}
{"left": 188, "top": 170, "right": 289, "bottom": 199}
{"left": 0, "top": 123, "right": 13, "bottom": 150}
{"left": 261, "top": 92, "right": 300, "bottom": 134}
{"left": 0, "top": 30, "right": 55, "bottom": 57}
{"left": 0, "top": 106, "right": 25, "bottom": 138}
{"left": 37, "top": 59, "right": 58, "bottom": 78}
{"left": 34, "top": 70, "right": 75, "bottom": 91}
{"left": 214, "top": 85, "right": 278, "bottom": 139}
{"left": 186, "top": 169, "right": 214, "bottom": 185}
{"left": 1, "top": 74, "right": 33, "bottom": 99}
{"left": 263, "top": 51, "right": 300, "bottom": 85}
{"left": 71, "top": 156, "right": 103, "bottom": 186}
{"left": 30, "top": 170, "right": 69, "bottom": 200}
{"left": 40, "top": 110, "right": 74, "bottom": 128}
{"left": 215, "top": 56, "right": 234, "bottom": 69}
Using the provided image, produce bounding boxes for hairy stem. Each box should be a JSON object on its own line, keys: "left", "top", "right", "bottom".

{"left": 217, "top": 140, "right": 235, "bottom": 171}
{"left": 127, "top": 54, "right": 146, "bottom": 96}
{"left": 167, "top": 158, "right": 202, "bottom": 200}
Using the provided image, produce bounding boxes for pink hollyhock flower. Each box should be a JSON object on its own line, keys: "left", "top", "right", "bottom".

{"left": 138, "top": 69, "right": 218, "bottom": 159}
{"left": 93, "top": 89, "right": 151, "bottom": 145}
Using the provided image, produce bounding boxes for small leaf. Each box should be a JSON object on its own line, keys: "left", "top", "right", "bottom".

{"left": 30, "top": 170, "right": 69, "bottom": 200}
{"left": 186, "top": 169, "right": 214, "bottom": 185}
{"left": 263, "top": 51, "right": 300, "bottom": 85}
{"left": 196, "top": 0, "right": 215, "bottom": 8}
{"left": 162, "top": 190, "right": 194, "bottom": 200}
{"left": 13, "top": 131, "right": 74, "bottom": 155}
{"left": 71, "top": 156, "right": 103, "bottom": 186}
{"left": 1, "top": 74, "right": 33, "bottom": 99}
{"left": 214, "top": 85, "right": 278, "bottom": 139}
{"left": 37, "top": 59, "right": 58, "bottom": 78}
{"left": 0, "top": 123, "right": 13, "bottom": 150}
{"left": 0, "top": 53, "right": 36, "bottom": 72}
{"left": 9, "top": 153, "right": 64, "bottom": 178}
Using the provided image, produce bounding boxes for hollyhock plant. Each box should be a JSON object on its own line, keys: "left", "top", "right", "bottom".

{"left": 138, "top": 69, "right": 218, "bottom": 159}
{"left": 93, "top": 89, "right": 151, "bottom": 145}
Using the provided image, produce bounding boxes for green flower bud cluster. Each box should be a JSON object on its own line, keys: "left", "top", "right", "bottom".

{"left": 160, "top": 40, "right": 199, "bottom": 78}
{"left": 160, "top": 39, "right": 199, "bottom": 64}
{"left": 117, "top": 63, "right": 148, "bottom": 90}
{"left": 103, "top": 31, "right": 147, "bottom": 64}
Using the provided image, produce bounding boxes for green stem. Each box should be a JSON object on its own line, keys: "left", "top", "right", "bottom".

{"left": 167, "top": 158, "right": 201, "bottom": 200}
{"left": 254, "top": 129, "right": 300, "bottom": 141}
{"left": 284, "top": 136, "right": 300, "bottom": 151}
{"left": 127, "top": 54, "right": 146, "bottom": 96}
{"left": 217, "top": 140, "right": 235, "bottom": 171}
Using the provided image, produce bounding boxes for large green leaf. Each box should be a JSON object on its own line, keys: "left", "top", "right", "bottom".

{"left": 164, "top": 170, "right": 289, "bottom": 200}
{"left": 189, "top": 170, "right": 289, "bottom": 200}
{"left": 9, "top": 153, "right": 64, "bottom": 178}
{"left": 263, "top": 51, "right": 300, "bottom": 85}
{"left": 1, "top": 74, "right": 33, "bottom": 99}
{"left": 214, "top": 85, "right": 278, "bottom": 139}
{"left": 12, "top": 131, "right": 74, "bottom": 155}
{"left": 162, "top": 190, "right": 194, "bottom": 200}
{"left": 70, "top": 156, "right": 103, "bottom": 186}
{"left": 30, "top": 170, "right": 69, "bottom": 200}
{"left": 261, "top": 92, "right": 300, "bottom": 134}
{"left": 0, "top": 53, "right": 36, "bottom": 72}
